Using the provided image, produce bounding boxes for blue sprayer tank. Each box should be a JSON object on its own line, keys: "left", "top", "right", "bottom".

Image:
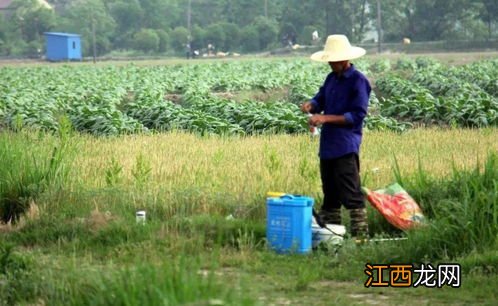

{"left": 266, "top": 194, "right": 314, "bottom": 253}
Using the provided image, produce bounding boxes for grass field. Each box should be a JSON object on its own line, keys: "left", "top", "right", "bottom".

{"left": 1, "top": 127, "right": 497, "bottom": 305}
{"left": 69, "top": 128, "right": 498, "bottom": 193}
{"left": 1, "top": 53, "right": 498, "bottom": 305}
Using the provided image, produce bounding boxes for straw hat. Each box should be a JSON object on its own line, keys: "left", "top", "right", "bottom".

{"left": 311, "top": 34, "right": 366, "bottom": 62}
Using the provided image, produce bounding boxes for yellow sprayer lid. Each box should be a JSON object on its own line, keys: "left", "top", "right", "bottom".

{"left": 266, "top": 191, "right": 286, "bottom": 197}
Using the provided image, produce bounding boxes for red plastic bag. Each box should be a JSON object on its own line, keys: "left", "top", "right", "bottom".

{"left": 363, "top": 183, "right": 425, "bottom": 231}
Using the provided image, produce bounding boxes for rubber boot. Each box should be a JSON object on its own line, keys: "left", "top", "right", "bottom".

{"left": 319, "top": 208, "right": 342, "bottom": 225}
{"left": 349, "top": 208, "right": 369, "bottom": 238}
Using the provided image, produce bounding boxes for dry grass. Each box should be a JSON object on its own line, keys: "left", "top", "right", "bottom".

{"left": 84, "top": 206, "right": 116, "bottom": 232}
{"left": 365, "top": 51, "right": 498, "bottom": 65}
{"left": 71, "top": 128, "right": 498, "bottom": 199}
{"left": 0, "top": 200, "right": 40, "bottom": 233}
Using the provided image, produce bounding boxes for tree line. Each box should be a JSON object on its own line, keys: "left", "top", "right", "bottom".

{"left": 0, "top": 0, "right": 496, "bottom": 57}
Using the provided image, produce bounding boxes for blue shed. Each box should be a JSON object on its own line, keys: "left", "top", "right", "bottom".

{"left": 44, "top": 32, "right": 82, "bottom": 61}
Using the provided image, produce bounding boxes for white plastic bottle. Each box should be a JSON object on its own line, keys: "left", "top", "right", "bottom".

{"left": 136, "top": 210, "right": 146, "bottom": 224}
{"left": 307, "top": 113, "right": 320, "bottom": 136}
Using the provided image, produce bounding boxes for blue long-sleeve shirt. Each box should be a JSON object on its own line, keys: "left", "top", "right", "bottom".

{"left": 310, "top": 65, "right": 371, "bottom": 159}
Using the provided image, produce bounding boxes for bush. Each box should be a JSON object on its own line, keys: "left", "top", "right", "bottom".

{"left": 191, "top": 25, "right": 206, "bottom": 51}
{"left": 299, "top": 25, "right": 318, "bottom": 46}
{"left": 221, "top": 22, "right": 241, "bottom": 51}
{"left": 132, "top": 29, "right": 159, "bottom": 53}
{"left": 252, "top": 16, "right": 278, "bottom": 50}
{"left": 204, "top": 23, "right": 226, "bottom": 52}
{"left": 170, "top": 26, "right": 189, "bottom": 52}
{"left": 241, "top": 26, "right": 259, "bottom": 52}
{"left": 0, "top": 122, "right": 72, "bottom": 223}
{"left": 156, "top": 29, "right": 169, "bottom": 53}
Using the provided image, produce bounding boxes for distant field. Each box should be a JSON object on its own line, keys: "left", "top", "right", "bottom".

{"left": 367, "top": 50, "right": 498, "bottom": 65}
{"left": 0, "top": 50, "right": 497, "bottom": 67}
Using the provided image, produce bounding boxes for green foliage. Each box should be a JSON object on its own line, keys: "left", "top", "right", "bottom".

{"left": 12, "top": 0, "right": 56, "bottom": 41}
{"left": 264, "top": 146, "right": 282, "bottom": 174}
{"left": 155, "top": 29, "right": 170, "bottom": 53}
{"left": 376, "top": 75, "right": 442, "bottom": 123}
{"left": 131, "top": 153, "right": 152, "bottom": 188}
{"left": 0, "top": 0, "right": 56, "bottom": 56}
{"left": 109, "top": 0, "right": 144, "bottom": 34}
{"left": 406, "top": 0, "right": 477, "bottom": 41}
{"left": 376, "top": 153, "right": 498, "bottom": 263}
{"left": 191, "top": 24, "right": 207, "bottom": 50}
{"left": 394, "top": 57, "right": 418, "bottom": 70}
{"left": 252, "top": 16, "right": 279, "bottom": 50}
{"left": 0, "top": 129, "right": 72, "bottom": 223}
{"left": 72, "top": 260, "right": 254, "bottom": 306}
{"left": 132, "top": 28, "right": 160, "bottom": 53}
{"left": 241, "top": 26, "right": 260, "bottom": 52}
{"left": 323, "top": 0, "right": 369, "bottom": 42}
{"left": 371, "top": 0, "right": 410, "bottom": 42}
{"left": 67, "top": 91, "right": 146, "bottom": 135}
{"left": 0, "top": 129, "right": 497, "bottom": 304}
{"left": 375, "top": 59, "right": 498, "bottom": 127}
{"left": 478, "top": 0, "right": 498, "bottom": 39}
{"left": 220, "top": 22, "right": 241, "bottom": 51}
{"left": 1, "top": 0, "right": 496, "bottom": 56}
{"left": 369, "top": 59, "right": 392, "bottom": 74}
{"left": 1, "top": 58, "right": 497, "bottom": 136}
{"left": 105, "top": 157, "right": 123, "bottom": 187}
{"left": 170, "top": 26, "right": 189, "bottom": 52}
{"left": 58, "top": 0, "right": 116, "bottom": 55}
{"left": 298, "top": 25, "right": 318, "bottom": 45}
{"left": 204, "top": 23, "right": 226, "bottom": 51}
{"left": 364, "top": 114, "right": 412, "bottom": 133}
{"left": 0, "top": 243, "right": 35, "bottom": 305}
{"left": 409, "top": 61, "right": 498, "bottom": 126}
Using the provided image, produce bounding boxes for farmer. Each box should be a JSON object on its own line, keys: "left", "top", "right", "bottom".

{"left": 301, "top": 34, "right": 371, "bottom": 238}
{"left": 185, "top": 43, "right": 192, "bottom": 59}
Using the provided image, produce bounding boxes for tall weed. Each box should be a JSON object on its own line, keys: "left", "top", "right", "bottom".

{"left": 353, "top": 153, "right": 498, "bottom": 265}
{"left": 0, "top": 120, "right": 73, "bottom": 223}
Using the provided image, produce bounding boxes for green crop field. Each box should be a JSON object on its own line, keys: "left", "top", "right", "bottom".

{"left": 1, "top": 55, "right": 497, "bottom": 305}
{"left": 1, "top": 56, "right": 497, "bottom": 135}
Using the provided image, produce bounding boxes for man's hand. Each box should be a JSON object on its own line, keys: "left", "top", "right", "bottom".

{"left": 308, "top": 114, "right": 325, "bottom": 126}
{"left": 300, "top": 101, "right": 313, "bottom": 113}
{"left": 309, "top": 114, "right": 348, "bottom": 126}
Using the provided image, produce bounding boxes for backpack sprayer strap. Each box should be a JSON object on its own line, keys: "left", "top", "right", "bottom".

{"left": 312, "top": 208, "right": 327, "bottom": 228}
{"left": 313, "top": 208, "right": 345, "bottom": 237}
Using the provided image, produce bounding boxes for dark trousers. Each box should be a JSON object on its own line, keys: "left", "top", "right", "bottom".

{"left": 320, "top": 153, "right": 365, "bottom": 211}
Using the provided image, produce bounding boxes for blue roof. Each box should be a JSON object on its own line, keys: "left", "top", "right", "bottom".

{"left": 44, "top": 32, "right": 81, "bottom": 37}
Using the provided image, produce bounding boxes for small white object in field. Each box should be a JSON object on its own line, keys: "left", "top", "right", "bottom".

{"left": 312, "top": 30, "right": 319, "bottom": 41}
{"left": 136, "top": 210, "right": 146, "bottom": 224}
{"left": 312, "top": 216, "right": 345, "bottom": 248}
